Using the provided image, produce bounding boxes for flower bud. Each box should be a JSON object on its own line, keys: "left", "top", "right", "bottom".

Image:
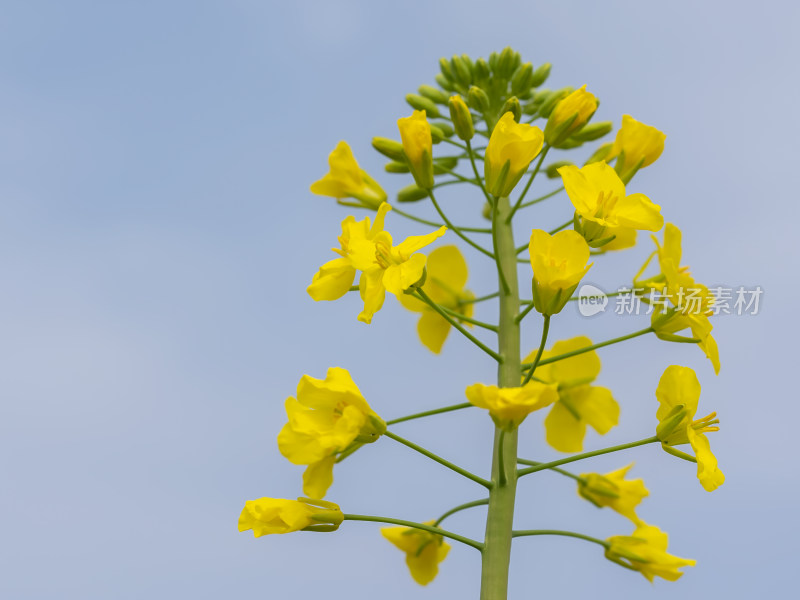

{"left": 385, "top": 161, "right": 409, "bottom": 173}
{"left": 405, "top": 93, "right": 441, "bottom": 118}
{"left": 473, "top": 57, "right": 490, "bottom": 84}
{"left": 545, "top": 160, "right": 574, "bottom": 179}
{"left": 530, "top": 63, "right": 552, "bottom": 87}
{"left": 467, "top": 85, "right": 490, "bottom": 112}
{"left": 501, "top": 96, "right": 522, "bottom": 123}
{"left": 418, "top": 84, "right": 450, "bottom": 105}
{"left": 372, "top": 137, "right": 406, "bottom": 162}
{"left": 451, "top": 54, "right": 473, "bottom": 86}
{"left": 435, "top": 73, "right": 455, "bottom": 91}
{"left": 572, "top": 121, "right": 613, "bottom": 142}
{"left": 536, "top": 88, "right": 572, "bottom": 119}
{"left": 434, "top": 156, "right": 458, "bottom": 174}
{"left": 429, "top": 123, "right": 445, "bottom": 143}
{"left": 432, "top": 121, "right": 454, "bottom": 138}
{"left": 238, "top": 497, "right": 344, "bottom": 537}
{"left": 398, "top": 110, "right": 435, "bottom": 190}
{"left": 439, "top": 57, "right": 455, "bottom": 81}
{"left": 584, "top": 142, "right": 613, "bottom": 165}
{"left": 495, "top": 46, "right": 520, "bottom": 79}
{"left": 511, "top": 62, "right": 534, "bottom": 96}
{"left": 397, "top": 183, "right": 429, "bottom": 203}
{"left": 449, "top": 95, "right": 475, "bottom": 141}
{"left": 544, "top": 85, "right": 598, "bottom": 146}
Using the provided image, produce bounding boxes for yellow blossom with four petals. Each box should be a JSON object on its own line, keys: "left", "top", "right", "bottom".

{"left": 524, "top": 336, "right": 618, "bottom": 452}
{"left": 605, "top": 522, "right": 696, "bottom": 582}
{"left": 398, "top": 245, "right": 475, "bottom": 353}
{"left": 607, "top": 114, "right": 666, "bottom": 182}
{"left": 277, "top": 367, "right": 385, "bottom": 499}
{"left": 484, "top": 112, "right": 545, "bottom": 197}
{"left": 655, "top": 365, "right": 724, "bottom": 492}
{"left": 558, "top": 161, "right": 663, "bottom": 246}
{"left": 307, "top": 202, "right": 446, "bottom": 323}
{"left": 529, "top": 229, "right": 592, "bottom": 315}
{"left": 310, "top": 141, "right": 387, "bottom": 209}
{"left": 577, "top": 464, "right": 649, "bottom": 523}
{"left": 465, "top": 382, "right": 559, "bottom": 431}
{"left": 381, "top": 523, "right": 451, "bottom": 586}
{"left": 238, "top": 497, "right": 343, "bottom": 537}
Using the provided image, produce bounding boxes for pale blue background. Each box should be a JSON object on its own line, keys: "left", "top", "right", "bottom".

{"left": 1, "top": 1, "right": 797, "bottom": 598}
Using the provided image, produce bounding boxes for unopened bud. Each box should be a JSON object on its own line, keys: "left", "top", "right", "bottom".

{"left": 511, "top": 63, "right": 534, "bottom": 96}
{"left": 545, "top": 160, "right": 575, "bottom": 178}
{"left": 418, "top": 84, "right": 450, "bottom": 105}
{"left": 495, "top": 46, "right": 520, "bottom": 79}
{"left": 449, "top": 95, "right": 474, "bottom": 141}
{"left": 385, "top": 161, "right": 409, "bottom": 173}
{"left": 501, "top": 96, "right": 522, "bottom": 122}
{"left": 434, "top": 156, "right": 458, "bottom": 174}
{"left": 537, "top": 88, "right": 573, "bottom": 119}
{"left": 405, "top": 94, "right": 440, "bottom": 118}
{"left": 530, "top": 63, "right": 552, "bottom": 87}
{"left": 585, "top": 142, "right": 613, "bottom": 165}
{"left": 468, "top": 86, "right": 490, "bottom": 112}
{"left": 451, "top": 55, "right": 473, "bottom": 86}
{"left": 432, "top": 121, "right": 454, "bottom": 137}
{"left": 473, "top": 58, "right": 490, "bottom": 84}
{"left": 396, "top": 183, "right": 429, "bottom": 203}
{"left": 435, "top": 73, "right": 455, "bottom": 91}
{"left": 572, "top": 121, "right": 613, "bottom": 142}
{"left": 371, "top": 137, "right": 406, "bottom": 162}
{"left": 439, "top": 57, "right": 455, "bottom": 81}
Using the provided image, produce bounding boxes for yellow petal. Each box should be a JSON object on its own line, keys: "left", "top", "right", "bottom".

{"left": 655, "top": 365, "right": 701, "bottom": 421}
{"left": 395, "top": 226, "right": 447, "bottom": 256}
{"left": 568, "top": 385, "right": 619, "bottom": 436}
{"left": 544, "top": 401, "right": 586, "bottom": 453}
{"left": 613, "top": 192, "right": 664, "bottom": 231}
{"left": 358, "top": 269, "right": 386, "bottom": 324}
{"left": 424, "top": 245, "right": 469, "bottom": 303}
{"left": 417, "top": 310, "right": 452, "bottom": 354}
{"left": 687, "top": 428, "right": 725, "bottom": 492}
{"left": 302, "top": 456, "right": 336, "bottom": 499}
{"left": 307, "top": 258, "right": 357, "bottom": 301}
{"left": 383, "top": 253, "right": 428, "bottom": 296}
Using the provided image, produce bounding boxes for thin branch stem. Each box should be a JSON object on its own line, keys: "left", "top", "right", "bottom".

{"left": 466, "top": 140, "right": 492, "bottom": 204}
{"left": 428, "top": 190, "right": 495, "bottom": 258}
{"left": 511, "top": 529, "right": 609, "bottom": 548}
{"left": 507, "top": 146, "right": 550, "bottom": 222}
{"left": 521, "top": 315, "right": 550, "bottom": 385}
{"left": 437, "top": 303, "right": 498, "bottom": 331}
{"left": 384, "top": 430, "right": 493, "bottom": 489}
{"left": 460, "top": 291, "right": 500, "bottom": 305}
{"left": 434, "top": 498, "right": 490, "bottom": 527}
{"left": 548, "top": 219, "right": 573, "bottom": 235}
{"left": 514, "top": 300, "right": 536, "bottom": 324}
{"left": 386, "top": 402, "right": 473, "bottom": 426}
{"left": 517, "top": 436, "right": 660, "bottom": 478}
{"left": 516, "top": 459, "right": 585, "bottom": 483}
{"left": 392, "top": 206, "right": 492, "bottom": 234}
{"left": 519, "top": 186, "right": 564, "bottom": 209}
{"left": 415, "top": 289, "right": 502, "bottom": 362}
{"left": 342, "top": 514, "right": 484, "bottom": 551}
{"left": 522, "top": 327, "right": 654, "bottom": 371}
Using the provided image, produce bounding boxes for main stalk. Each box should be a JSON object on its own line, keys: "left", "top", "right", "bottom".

{"left": 480, "top": 196, "right": 521, "bottom": 599}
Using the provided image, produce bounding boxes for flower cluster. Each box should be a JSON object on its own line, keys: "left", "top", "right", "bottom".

{"left": 238, "top": 48, "right": 726, "bottom": 592}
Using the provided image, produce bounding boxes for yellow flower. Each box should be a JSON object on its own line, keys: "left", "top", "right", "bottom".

{"left": 398, "top": 245, "right": 474, "bottom": 353}
{"left": 655, "top": 365, "right": 724, "bottom": 492}
{"left": 544, "top": 85, "right": 598, "bottom": 146}
{"left": 307, "top": 202, "right": 446, "bottom": 323}
{"left": 484, "top": 112, "right": 545, "bottom": 197}
{"left": 465, "top": 381, "right": 558, "bottom": 431}
{"left": 382, "top": 523, "right": 451, "bottom": 586}
{"left": 529, "top": 229, "right": 592, "bottom": 316}
{"left": 524, "top": 336, "right": 618, "bottom": 452}
{"left": 277, "top": 367, "right": 385, "bottom": 499}
{"left": 577, "top": 464, "right": 649, "bottom": 523}
{"left": 398, "top": 110, "right": 434, "bottom": 190}
{"left": 605, "top": 522, "right": 696, "bottom": 582}
{"left": 238, "top": 497, "right": 343, "bottom": 537}
{"left": 559, "top": 162, "right": 664, "bottom": 246}
{"left": 639, "top": 223, "right": 720, "bottom": 374}
{"left": 310, "top": 141, "right": 387, "bottom": 209}
{"left": 607, "top": 114, "right": 666, "bottom": 182}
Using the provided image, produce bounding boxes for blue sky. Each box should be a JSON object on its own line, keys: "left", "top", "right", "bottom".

{"left": 1, "top": 1, "right": 797, "bottom": 598}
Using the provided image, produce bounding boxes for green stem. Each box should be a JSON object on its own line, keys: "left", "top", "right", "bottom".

{"left": 466, "top": 140, "right": 492, "bottom": 204}
{"left": 384, "top": 430, "right": 492, "bottom": 489}
{"left": 461, "top": 291, "right": 500, "bottom": 305}
{"left": 428, "top": 190, "right": 495, "bottom": 258}
{"left": 511, "top": 529, "right": 609, "bottom": 548}
{"left": 480, "top": 195, "right": 520, "bottom": 600}
{"left": 437, "top": 303, "right": 498, "bottom": 331}
{"left": 519, "top": 186, "right": 563, "bottom": 209}
{"left": 434, "top": 498, "right": 490, "bottom": 527}
{"left": 391, "top": 206, "right": 492, "bottom": 234}
{"left": 342, "top": 514, "right": 484, "bottom": 551}
{"left": 386, "top": 402, "right": 473, "bottom": 426}
{"left": 491, "top": 198, "right": 511, "bottom": 295}
{"left": 522, "top": 327, "right": 653, "bottom": 371}
{"left": 514, "top": 301, "right": 536, "bottom": 324}
{"left": 415, "top": 289, "right": 501, "bottom": 361}
{"left": 506, "top": 146, "right": 550, "bottom": 222}
{"left": 521, "top": 315, "right": 550, "bottom": 385}
{"left": 548, "top": 219, "right": 573, "bottom": 235}
{"left": 517, "top": 436, "right": 659, "bottom": 478}
{"left": 516, "top": 459, "right": 585, "bottom": 483}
